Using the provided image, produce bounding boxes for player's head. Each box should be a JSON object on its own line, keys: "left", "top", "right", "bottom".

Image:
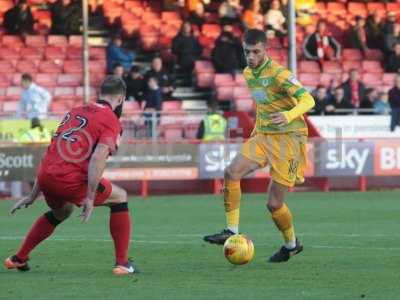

{"left": 21, "top": 73, "right": 33, "bottom": 89}
{"left": 99, "top": 75, "right": 127, "bottom": 118}
{"left": 243, "top": 29, "right": 267, "bottom": 69}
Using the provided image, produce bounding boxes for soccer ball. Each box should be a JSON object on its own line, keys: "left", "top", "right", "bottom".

{"left": 223, "top": 234, "right": 254, "bottom": 265}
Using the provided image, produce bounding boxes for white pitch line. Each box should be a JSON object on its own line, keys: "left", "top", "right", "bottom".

{"left": 1, "top": 236, "right": 399, "bottom": 251}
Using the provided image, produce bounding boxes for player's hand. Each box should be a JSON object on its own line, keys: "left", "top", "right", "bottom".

{"left": 270, "top": 112, "right": 288, "bottom": 126}
{"left": 80, "top": 197, "right": 94, "bottom": 223}
{"left": 10, "top": 196, "right": 35, "bottom": 215}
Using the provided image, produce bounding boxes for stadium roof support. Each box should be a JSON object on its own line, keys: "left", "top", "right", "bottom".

{"left": 288, "top": 0, "right": 297, "bottom": 75}
{"left": 82, "top": 0, "right": 90, "bottom": 104}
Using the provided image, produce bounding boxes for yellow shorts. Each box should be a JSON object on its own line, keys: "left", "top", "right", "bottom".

{"left": 241, "top": 132, "right": 307, "bottom": 187}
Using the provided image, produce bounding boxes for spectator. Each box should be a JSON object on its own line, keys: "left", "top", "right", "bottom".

{"left": 188, "top": 2, "right": 206, "bottom": 28}
{"left": 385, "top": 43, "right": 400, "bottom": 73}
{"left": 264, "top": 0, "right": 287, "bottom": 37}
{"left": 125, "top": 65, "right": 145, "bottom": 104}
{"left": 219, "top": 0, "right": 242, "bottom": 25}
{"left": 279, "top": 0, "right": 288, "bottom": 20}
{"left": 350, "top": 16, "right": 368, "bottom": 56}
{"left": 106, "top": 35, "right": 135, "bottom": 73}
{"left": 310, "top": 85, "right": 330, "bottom": 115}
{"left": 112, "top": 63, "right": 125, "bottom": 78}
{"left": 365, "top": 12, "right": 383, "bottom": 50}
{"left": 18, "top": 117, "right": 51, "bottom": 143}
{"left": 211, "top": 25, "right": 246, "bottom": 74}
{"left": 3, "top": 0, "right": 34, "bottom": 35}
{"left": 172, "top": 22, "right": 203, "bottom": 85}
{"left": 143, "top": 77, "right": 163, "bottom": 138}
{"left": 303, "top": 21, "right": 341, "bottom": 63}
{"left": 359, "top": 88, "right": 376, "bottom": 115}
{"left": 18, "top": 74, "right": 51, "bottom": 119}
{"left": 196, "top": 102, "right": 227, "bottom": 140}
{"left": 341, "top": 69, "right": 366, "bottom": 109}
{"left": 325, "top": 87, "right": 353, "bottom": 115}
{"left": 51, "top": 0, "right": 81, "bottom": 35}
{"left": 388, "top": 75, "right": 400, "bottom": 131}
{"left": 383, "top": 12, "right": 397, "bottom": 36}
{"left": 144, "top": 57, "right": 175, "bottom": 99}
{"left": 384, "top": 23, "right": 400, "bottom": 55}
{"left": 374, "top": 91, "right": 391, "bottom": 115}
{"left": 242, "top": 0, "right": 264, "bottom": 30}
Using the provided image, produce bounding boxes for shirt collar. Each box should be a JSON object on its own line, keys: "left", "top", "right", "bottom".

{"left": 251, "top": 58, "right": 271, "bottom": 79}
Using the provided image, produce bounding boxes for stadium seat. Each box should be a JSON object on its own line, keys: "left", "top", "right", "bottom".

{"left": 299, "top": 73, "right": 320, "bottom": 87}
{"left": 383, "top": 73, "right": 397, "bottom": 85}
{"left": 235, "top": 74, "right": 247, "bottom": 86}
{"left": 20, "top": 47, "right": 43, "bottom": 60}
{"left": 69, "top": 35, "right": 83, "bottom": 47}
{"left": 216, "top": 86, "right": 233, "bottom": 101}
{"left": 183, "top": 123, "right": 200, "bottom": 139}
{"left": 299, "top": 61, "right": 320, "bottom": 73}
{"left": 362, "top": 60, "right": 383, "bottom": 73}
{"left": 319, "top": 73, "right": 335, "bottom": 86}
{"left": 75, "top": 86, "right": 97, "bottom": 98}
{"left": 162, "top": 124, "right": 183, "bottom": 140}
{"left": 36, "top": 73, "right": 57, "bottom": 88}
{"left": 45, "top": 47, "right": 66, "bottom": 60}
{"left": 367, "top": 2, "right": 385, "bottom": 12}
{"left": 196, "top": 72, "right": 215, "bottom": 88}
{"left": 54, "top": 87, "right": 75, "bottom": 100}
{"left": 89, "top": 73, "right": 106, "bottom": 87}
{"left": 342, "top": 49, "right": 363, "bottom": 61}
{"left": 25, "top": 35, "right": 46, "bottom": 48}
{"left": 214, "top": 74, "right": 234, "bottom": 87}
{"left": 194, "top": 60, "right": 214, "bottom": 73}
{"left": 2, "top": 101, "right": 19, "bottom": 112}
{"left": 362, "top": 73, "right": 382, "bottom": 87}
{"left": 89, "top": 47, "right": 106, "bottom": 60}
{"left": 386, "top": 3, "right": 400, "bottom": 13}
{"left": 347, "top": 2, "right": 367, "bottom": 17}
{"left": 1, "top": 35, "right": 23, "bottom": 49}
{"left": 202, "top": 24, "right": 221, "bottom": 39}
{"left": 57, "top": 74, "right": 82, "bottom": 87}
{"left": 123, "top": 100, "right": 141, "bottom": 114}
{"left": 234, "top": 98, "right": 254, "bottom": 112}
{"left": 0, "top": 74, "right": 11, "bottom": 87}
{"left": 365, "top": 49, "right": 384, "bottom": 61}
{"left": 16, "top": 60, "right": 38, "bottom": 73}
{"left": 233, "top": 86, "right": 251, "bottom": 100}
{"left": 0, "top": 60, "right": 15, "bottom": 73}
{"left": 39, "top": 60, "right": 63, "bottom": 74}
{"left": 326, "top": 2, "right": 346, "bottom": 15}
{"left": 66, "top": 46, "right": 83, "bottom": 60}
{"left": 322, "top": 61, "right": 342, "bottom": 74}
{"left": 6, "top": 87, "right": 22, "bottom": 101}
{"left": 162, "top": 101, "right": 182, "bottom": 111}
{"left": 0, "top": 47, "right": 20, "bottom": 60}
{"left": 342, "top": 60, "right": 362, "bottom": 72}
{"left": 48, "top": 35, "right": 68, "bottom": 47}
{"left": 64, "top": 60, "right": 83, "bottom": 73}
{"left": 89, "top": 60, "right": 106, "bottom": 73}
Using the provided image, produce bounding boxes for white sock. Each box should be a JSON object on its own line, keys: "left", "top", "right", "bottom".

{"left": 228, "top": 226, "right": 238, "bottom": 234}
{"left": 284, "top": 238, "right": 296, "bottom": 249}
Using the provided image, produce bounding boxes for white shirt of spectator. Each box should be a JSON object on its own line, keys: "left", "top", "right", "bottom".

{"left": 18, "top": 83, "right": 52, "bottom": 119}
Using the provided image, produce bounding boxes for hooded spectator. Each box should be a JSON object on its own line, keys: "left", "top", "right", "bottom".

{"left": 3, "top": 0, "right": 34, "bottom": 35}
{"left": 51, "top": 0, "right": 82, "bottom": 35}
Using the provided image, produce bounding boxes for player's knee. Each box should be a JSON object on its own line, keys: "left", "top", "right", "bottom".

{"left": 224, "top": 166, "right": 242, "bottom": 181}
{"left": 52, "top": 204, "right": 74, "bottom": 221}
{"left": 266, "top": 200, "right": 282, "bottom": 212}
{"left": 111, "top": 186, "right": 128, "bottom": 204}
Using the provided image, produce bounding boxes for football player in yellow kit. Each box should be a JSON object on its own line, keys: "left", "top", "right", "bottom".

{"left": 204, "top": 29, "right": 315, "bottom": 262}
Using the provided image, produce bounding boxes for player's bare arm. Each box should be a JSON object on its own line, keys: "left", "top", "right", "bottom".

{"left": 10, "top": 178, "right": 41, "bottom": 215}
{"left": 81, "top": 143, "right": 111, "bottom": 223}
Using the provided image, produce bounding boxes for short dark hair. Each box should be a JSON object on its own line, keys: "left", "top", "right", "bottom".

{"left": 21, "top": 73, "right": 32, "bottom": 82}
{"left": 100, "top": 75, "right": 126, "bottom": 97}
{"left": 243, "top": 29, "right": 267, "bottom": 45}
{"left": 113, "top": 62, "right": 123, "bottom": 70}
{"left": 130, "top": 65, "right": 141, "bottom": 73}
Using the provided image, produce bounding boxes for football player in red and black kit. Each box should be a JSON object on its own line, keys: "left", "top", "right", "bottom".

{"left": 4, "top": 76, "right": 138, "bottom": 275}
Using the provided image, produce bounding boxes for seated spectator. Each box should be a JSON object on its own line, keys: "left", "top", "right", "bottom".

{"left": 106, "top": 35, "right": 135, "bottom": 73}
{"left": 388, "top": 75, "right": 400, "bottom": 131}
{"left": 219, "top": 0, "right": 242, "bottom": 25}
{"left": 350, "top": 16, "right": 368, "bottom": 56}
{"left": 144, "top": 57, "right": 175, "bottom": 100}
{"left": 374, "top": 91, "right": 391, "bottom": 115}
{"left": 365, "top": 11, "right": 383, "bottom": 50}
{"left": 360, "top": 88, "right": 376, "bottom": 115}
{"left": 112, "top": 63, "right": 125, "bottom": 78}
{"left": 51, "top": 0, "right": 81, "bottom": 35}
{"left": 18, "top": 74, "right": 52, "bottom": 119}
{"left": 325, "top": 87, "right": 353, "bottom": 115}
{"left": 125, "top": 65, "right": 145, "bottom": 104}
{"left": 188, "top": 2, "right": 206, "bottom": 28}
{"left": 3, "top": 0, "right": 34, "bottom": 35}
{"left": 172, "top": 22, "right": 203, "bottom": 85}
{"left": 341, "top": 69, "right": 366, "bottom": 108}
{"left": 196, "top": 102, "right": 227, "bottom": 141}
{"left": 242, "top": 0, "right": 264, "bottom": 30}
{"left": 384, "top": 23, "right": 400, "bottom": 56}
{"left": 264, "top": 0, "right": 287, "bottom": 37}
{"left": 310, "top": 85, "right": 330, "bottom": 115}
{"left": 385, "top": 43, "right": 400, "bottom": 73}
{"left": 211, "top": 25, "right": 246, "bottom": 74}
{"left": 143, "top": 77, "right": 163, "bottom": 138}
{"left": 303, "top": 21, "right": 341, "bottom": 63}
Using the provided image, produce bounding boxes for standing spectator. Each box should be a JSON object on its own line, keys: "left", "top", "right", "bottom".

{"left": 303, "top": 21, "right": 341, "bottom": 63}
{"left": 106, "top": 35, "right": 135, "bottom": 73}
{"left": 188, "top": 2, "right": 206, "bottom": 28}
{"left": 365, "top": 12, "right": 383, "bottom": 50}
{"left": 196, "top": 102, "right": 227, "bottom": 141}
{"left": 143, "top": 77, "right": 163, "bottom": 138}
{"left": 144, "top": 57, "right": 175, "bottom": 100}
{"left": 341, "top": 69, "right": 366, "bottom": 109}
{"left": 125, "top": 65, "right": 145, "bottom": 104}
{"left": 18, "top": 117, "right": 52, "bottom": 143}
{"left": 112, "top": 63, "right": 125, "bottom": 78}
{"left": 383, "top": 12, "right": 397, "bottom": 36}
{"left": 172, "top": 22, "right": 202, "bottom": 85}
{"left": 359, "top": 88, "right": 376, "bottom": 115}
{"left": 310, "top": 85, "right": 330, "bottom": 115}
{"left": 219, "top": 0, "right": 242, "bottom": 25}
{"left": 388, "top": 75, "right": 400, "bottom": 131}
{"left": 51, "top": 0, "right": 81, "bottom": 35}
{"left": 279, "top": 0, "right": 288, "bottom": 20}
{"left": 18, "top": 74, "right": 52, "bottom": 119}
{"left": 3, "top": 0, "right": 34, "bottom": 35}
{"left": 242, "top": 0, "right": 264, "bottom": 30}
{"left": 384, "top": 23, "right": 400, "bottom": 55}
{"left": 264, "top": 0, "right": 287, "bottom": 37}
{"left": 374, "top": 91, "right": 391, "bottom": 115}
{"left": 325, "top": 87, "right": 353, "bottom": 115}
{"left": 211, "top": 25, "right": 246, "bottom": 74}
{"left": 385, "top": 43, "right": 400, "bottom": 73}
{"left": 350, "top": 16, "right": 368, "bottom": 56}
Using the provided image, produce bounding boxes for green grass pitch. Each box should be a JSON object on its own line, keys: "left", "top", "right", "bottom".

{"left": 1, "top": 191, "right": 400, "bottom": 300}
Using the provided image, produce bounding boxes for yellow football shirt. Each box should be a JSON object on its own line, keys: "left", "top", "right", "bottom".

{"left": 243, "top": 58, "right": 315, "bottom": 134}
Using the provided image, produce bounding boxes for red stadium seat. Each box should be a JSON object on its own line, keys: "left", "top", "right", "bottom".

{"left": 66, "top": 46, "right": 82, "bottom": 60}
{"left": 327, "top": 2, "right": 346, "bottom": 15}
{"left": 45, "top": 46, "right": 66, "bottom": 60}
{"left": 202, "top": 24, "right": 221, "bottom": 39}
{"left": 69, "top": 35, "right": 83, "bottom": 47}
{"left": 233, "top": 86, "right": 251, "bottom": 100}
{"left": 342, "top": 60, "right": 362, "bottom": 72}
{"left": 386, "top": 3, "right": 400, "bottom": 13}
{"left": 89, "top": 72, "right": 106, "bottom": 87}
{"left": 0, "top": 47, "right": 20, "bottom": 60}
{"left": 196, "top": 72, "right": 215, "bottom": 88}
{"left": 299, "top": 61, "right": 321, "bottom": 73}
{"left": 362, "top": 60, "right": 383, "bottom": 73}
{"left": 347, "top": 2, "right": 367, "bottom": 17}
{"left": 6, "top": 87, "right": 23, "bottom": 101}
{"left": 3, "top": 101, "right": 19, "bottom": 112}
{"left": 1, "top": 35, "right": 23, "bottom": 49}
{"left": 299, "top": 73, "right": 320, "bottom": 86}
{"left": 319, "top": 73, "right": 335, "bottom": 86}
{"left": 36, "top": 73, "right": 57, "bottom": 88}
{"left": 0, "top": 60, "right": 15, "bottom": 73}
{"left": 54, "top": 87, "right": 75, "bottom": 100}
{"left": 0, "top": 74, "right": 11, "bottom": 87}
{"left": 342, "top": 49, "right": 363, "bottom": 61}
{"left": 25, "top": 35, "right": 46, "bottom": 48}
{"left": 214, "top": 74, "right": 234, "bottom": 87}
{"left": 162, "top": 124, "right": 183, "bottom": 140}
{"left": 48, "top": 35, "right": 68, "bottom": 47}
{"left": 123, "top": 101, "right": 141, "bottom": 114}
{"left": 234, "top": 98, "right": 254, "bottom": 112}
{"left": 89, "top": 60, "right": 106, "bottom": 73}
{"left": 235, "top": 74, "right": 247, "bottom": 86}
{"left": 75, "top": 86, "right": 97, "bottom": 98}
{"left": 89, "top": 47, "right": 106, "bottom": 60}
{"left": 322, "top": 61, "right": 342, "bottom": 74}
{"left": 383, "top": 73, "right": 397, "bottom": 85}
{"left": 16, "top": 60, "right": 38, "bottom": 73}
{"left": 162, "top": 101, "right": 182, "bottom": 111}
{"left": 194, "top": 60, "right": 214, "bottom": 73}
{"left": 216, "top": 86, "right": 233, "bottom": 101}
{"left": 64, "top": 60, "right": 83, "bottom": 73}
{"left": 39, "top": 60, "right": 63, "bottom": 74}
{"left": 184, "top": 123, "right": 200, "bottom": 139}
{"left": 365, "top": 49, "right": 384, "bottom": 61}
{"left": 57, "top": 74, "right": 82, "bottom": 87}
{"left": 367, "top": 2, "right": 385, "bottom": 12}
{"left": 20, "top": 47, "right": 43, "bottom": 60}
{"left": 362, "top": 73, "right": 382, "bottom": 86}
